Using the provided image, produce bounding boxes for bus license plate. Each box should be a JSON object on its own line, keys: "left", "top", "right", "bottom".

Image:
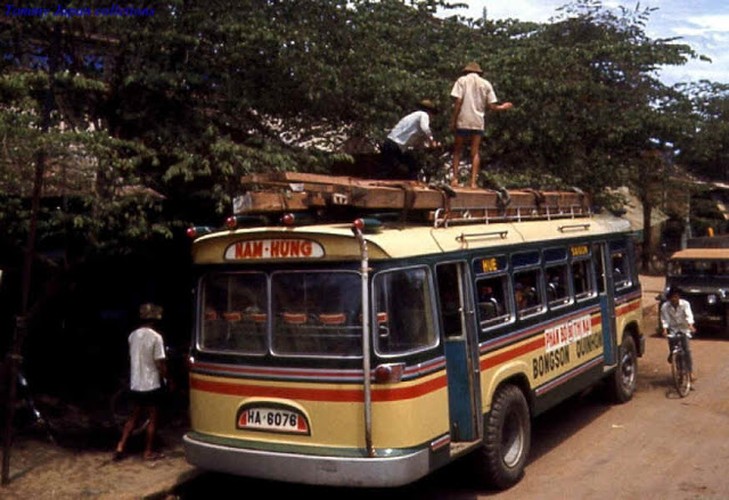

{"left": 237, "top": 404, "right": 310, "bottom": 435}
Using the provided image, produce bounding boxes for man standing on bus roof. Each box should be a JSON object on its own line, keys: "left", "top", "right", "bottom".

{"left": 113, "top": 303, "right": 172, "bottom": 462}
{"left": 660, "top": 287, "right": 697, "bottom": 383}
{"left": 449, "top": 61, "right": 513, "bottom": 188}
{"left": 379, "top": 99, "right": 441, "bottom": 180}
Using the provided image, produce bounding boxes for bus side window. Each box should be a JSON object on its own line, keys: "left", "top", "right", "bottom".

{"left": 374, "top": 267, "right": 437, "bottom": 355}
{"left": 513, "top": 269, "right": 544, "bottom": 318}
{"left": 477, "top": 275, "right": 509, "bottom": 328}
{"left": 592, "top": 243, "right": 606, "bottom": 294}
{"left": 610, "top": 241, "right": 631, "bottom": 290}
{"left": 546, "top": 263, "right": 569, "bottom": 307}
{"left": 571, "top": 258, "right": 595, "bottom": 301}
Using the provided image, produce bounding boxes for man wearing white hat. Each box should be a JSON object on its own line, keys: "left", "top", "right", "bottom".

{"left": 449, "top": 61, "right": 513, "bottom": 188}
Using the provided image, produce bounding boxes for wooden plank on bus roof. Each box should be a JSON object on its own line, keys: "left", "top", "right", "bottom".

{"left": 236, "top": 173, "right": 590, "bottom": 216}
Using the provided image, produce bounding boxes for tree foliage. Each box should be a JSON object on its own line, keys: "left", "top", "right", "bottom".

{"left": 0, "top": 0, "right": 725, "bottom": 296}
{"left": 674, "top": 81, "right": 729, "bottom": 181}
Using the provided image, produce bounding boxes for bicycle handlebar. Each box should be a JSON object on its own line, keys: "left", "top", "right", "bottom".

{"left": 666, "top": 329, "right": 692, "bottom": 339}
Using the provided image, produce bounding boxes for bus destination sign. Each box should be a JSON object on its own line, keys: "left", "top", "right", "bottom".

{"left": 225, "top": 239, "right": 325, "bottom": 260}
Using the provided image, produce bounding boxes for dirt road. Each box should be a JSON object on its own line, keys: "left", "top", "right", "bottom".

{"left": 484, "top": 307, "right": 729, "bottom": 499}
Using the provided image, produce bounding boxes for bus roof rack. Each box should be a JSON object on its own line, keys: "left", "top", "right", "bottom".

{"left": 233, "top": 173, "right": 591, "bottom": 227}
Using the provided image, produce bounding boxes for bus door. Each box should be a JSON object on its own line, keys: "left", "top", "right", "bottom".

{"left": 436, "top": 262, "right": 480, "bottom": 442}
{"left": 593, "top": 242, "right": 617, "bottom": 366}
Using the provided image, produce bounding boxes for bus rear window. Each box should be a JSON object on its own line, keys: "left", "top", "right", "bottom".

{"left": 271, "top": 271, "right": 362, "bottom": 356}
{"left": 201, "top": 272, "right": 268, "bottom": 353}
{"left": 199, "top": 270, "right": 363, "bottom": 356}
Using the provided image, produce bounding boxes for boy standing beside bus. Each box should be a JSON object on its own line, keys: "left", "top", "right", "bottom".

{"left": 113, "top": 303, "right": 172, "bottom": 462}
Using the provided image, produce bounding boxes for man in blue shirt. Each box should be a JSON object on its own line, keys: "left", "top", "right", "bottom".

{"left": 379, "top": 99, "right": 439, "bottom": 180}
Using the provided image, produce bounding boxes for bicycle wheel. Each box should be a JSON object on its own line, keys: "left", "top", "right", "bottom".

{"left": 672, "top": 350, "right": 691, "bottom": 397}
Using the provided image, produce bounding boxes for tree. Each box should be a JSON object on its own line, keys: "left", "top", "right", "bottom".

{"left": 674, "top": 81, "right": 729, "bottom": 182}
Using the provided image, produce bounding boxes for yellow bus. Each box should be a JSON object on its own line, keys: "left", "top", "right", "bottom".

{"left": 182, "top": 175, "right": 644, "bottom": 489}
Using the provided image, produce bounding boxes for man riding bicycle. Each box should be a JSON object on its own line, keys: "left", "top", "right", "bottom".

{"left": 660, "top": 286, "right": 697, "bottom": 384}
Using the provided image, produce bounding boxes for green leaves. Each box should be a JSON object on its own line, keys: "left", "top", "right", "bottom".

{"left": 0, "top": 0, "right": 724, "bottom": 263}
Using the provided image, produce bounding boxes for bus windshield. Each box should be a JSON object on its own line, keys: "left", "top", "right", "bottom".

{"left": 668, "top": 259, "right": 729, "bottom": 277}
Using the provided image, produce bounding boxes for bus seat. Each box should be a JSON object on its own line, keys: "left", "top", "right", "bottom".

{"left": 247, "top": 312, "right": 267, "bottom": 323}
{"left": 480, "top": 301, "right": 498, "bottom": 320}
{"left": 223, "top": 311, "right": 243, "bottom": 322}
{"left": 204, "top": 309, "right": 219, "bottom": 321}
{"left": 319, "top": 313, "right": 346, "bottom": 325}
{"left": 283, "top": 312, "right": 308, "bottom": 325}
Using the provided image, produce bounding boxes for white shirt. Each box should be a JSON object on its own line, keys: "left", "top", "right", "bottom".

{"left": 450, "top": 72, "right": 498, "bottom": 130}
{"left": 386, "top": 110, "right": 433, "bottom": 151}
{"left": 128, "top": 326, "right": 166, "bottom": 392}
{"left": 660, "top": 299, "right": 695, "bottom": 336}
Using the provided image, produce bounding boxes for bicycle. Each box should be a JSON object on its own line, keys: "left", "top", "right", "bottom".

{"left": 667, "top": 329, "right": 692, "bottom": 397}
{"left": 110, "top": 345, "right": 188, "bottom": 437}
{"left": 110, "top": 378, "right": 151, "bottom": 437}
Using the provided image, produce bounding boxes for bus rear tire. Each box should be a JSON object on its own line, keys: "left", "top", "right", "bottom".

{"left": 607, "top": 335, "right": 637, "bottom": 404}
{"left": 476, "top": 384, "right": 531, "bottom": 490}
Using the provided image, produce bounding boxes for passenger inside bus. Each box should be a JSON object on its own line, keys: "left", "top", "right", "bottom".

{"left": 478, "top": 285, "right": 501, "bottom": 320}
{"left": 514, "top": 282, "right": 529, "bottom": 311}
{"left": 546, "top": 271, "right": 568, "bottom": 304}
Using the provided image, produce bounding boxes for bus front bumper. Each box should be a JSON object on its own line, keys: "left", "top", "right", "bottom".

{"left": 183, "top": 432, "right": 433, "bottom": 488}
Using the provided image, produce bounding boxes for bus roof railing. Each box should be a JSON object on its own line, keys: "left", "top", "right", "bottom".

{"left": 432, "top": 203, "right": 591, "bottom": 228}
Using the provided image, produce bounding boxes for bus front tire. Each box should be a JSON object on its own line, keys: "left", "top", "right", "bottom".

{"left": 476, "top": 384, "right": 531, "bottom": 490}
{"left": 607, "top": 335, "right": 637, "bottom": 404}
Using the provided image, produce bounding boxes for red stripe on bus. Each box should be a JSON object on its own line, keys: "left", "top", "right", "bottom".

{"left": 616, "top": 300, "right": 640, "bottom": 315}
{"left": 190, "top": 373, "right": 448, "bottom": 403}
{"left": 481, "top": 336, "right": 544, "bottom": 370}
